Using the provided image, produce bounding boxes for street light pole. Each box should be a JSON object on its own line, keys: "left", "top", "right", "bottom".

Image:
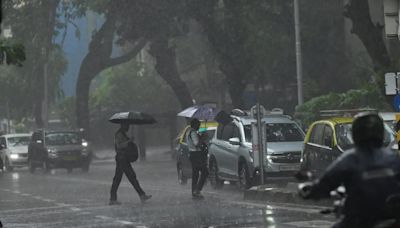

{"left": 294, "top": 0, "right": 304, "bottom": 105}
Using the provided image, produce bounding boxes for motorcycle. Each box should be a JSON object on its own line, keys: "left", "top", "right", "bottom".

{"left": 295, "top": 171, "right": 400, "bottom": 228}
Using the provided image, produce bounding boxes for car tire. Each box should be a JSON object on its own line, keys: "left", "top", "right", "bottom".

{"left": 177, "top": 164, "right": 187, "bottom": 185}
{"left": 209, "top": 158, "right": 223, "bottom": 189}
{"left": 238, "top": 162, "right": 251, "bottom": 190}
{"left": 29, "top": 161, "right": 35, "bottom": 174}
{"left": 5, "top": 158, "right": 13, "bottom": 172}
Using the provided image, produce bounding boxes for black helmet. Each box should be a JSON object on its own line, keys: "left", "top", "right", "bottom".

{"left": 352, "top": 112, "right": 384, "bottom": 148}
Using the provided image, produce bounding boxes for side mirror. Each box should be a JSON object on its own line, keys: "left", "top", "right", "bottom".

{"left": 228, "top": 137, "right": 241, "bottom": 145}
{"left": 0, "top": 144, "right": 5, "bottom": 149}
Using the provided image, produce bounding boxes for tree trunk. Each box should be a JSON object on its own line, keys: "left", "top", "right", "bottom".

{"left": 149, "top": 36, "right": 193, "bottom": 109}
{"left": 344, "top": 0, "right": 393, "bottom": 107}
{"left": 76, "top": 56, "right": 101, "bottom": 134}
{"left": 75, "top": 16, "right": 147, "bottom": 136}
{"left": 32, "top": 0, "right": 59, "bottom": 129}
{"left": 344, "top": 0, "right": 392, "bottom": 70}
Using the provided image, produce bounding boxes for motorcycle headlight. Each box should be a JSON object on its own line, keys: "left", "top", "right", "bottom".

{"left": 10, "top": 154, "right": 19, "bottom": 159}
{"left": 82, "top": 141, "right": 88, "bottom": 147}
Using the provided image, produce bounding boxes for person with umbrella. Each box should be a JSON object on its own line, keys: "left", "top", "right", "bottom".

{"left": 109, "top": 112, "right": 155, "bottom": 205}
{"left": 186, "top": 118, "right": 209, "bottom": 199}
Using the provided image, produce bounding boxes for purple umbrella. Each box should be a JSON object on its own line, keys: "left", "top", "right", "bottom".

{"left": 177, "top": 105, "right": 219, "bottom": 121}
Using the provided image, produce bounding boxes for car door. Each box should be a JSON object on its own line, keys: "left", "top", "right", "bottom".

{"left": 225, "top": 123, "right": 242, "bottom": 177}
{"left": 217, "top": 122, "right": 240, "bottom": 178}
{"left": 304, "top": 123, "right": 324, "bottom": 173}
{"left": 320, "top": 124, "right": 334, "bottom": 171}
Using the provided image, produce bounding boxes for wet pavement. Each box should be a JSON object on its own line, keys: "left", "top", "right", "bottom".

{"left": 0, "top": 150, "right": 334, "bottom": 228}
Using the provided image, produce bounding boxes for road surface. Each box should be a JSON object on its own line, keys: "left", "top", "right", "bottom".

{"left": 0, "top": 149, "right": 334, "bottom": 228}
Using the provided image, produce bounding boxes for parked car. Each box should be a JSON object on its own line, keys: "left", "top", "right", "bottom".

{"left": 301, "top": 117, "right": 396, "bottom": 176}
{"left": 208, "top": 111, "right": 305, "bottom": 190}
{"left": 379, "top": 112, "right": 399, "bottom": 132}
{"left": 28, "top": 130, "right": 92, "bottom": 173}
{"left": 0, "top": 134, "right": 31, "bottom": 171}
{"left": 175, "top": 121, "right": 218, "bottom": 185}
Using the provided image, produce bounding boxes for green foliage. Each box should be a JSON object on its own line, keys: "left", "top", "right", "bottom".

{"left": 0, "top": 0, "right": 67, "bottom": 123}
{"left": 0, "top": 39, "right": 25, "bottom": 66}
{"left": 91, "top": 60, "right": 179, "bottom": 114}
{"left": 295, "top": 85, "right": 390, "bottom": 127}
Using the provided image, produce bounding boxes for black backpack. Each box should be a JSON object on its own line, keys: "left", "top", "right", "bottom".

{"left": 125, "top": 142, "right": 139, "bottom": 163}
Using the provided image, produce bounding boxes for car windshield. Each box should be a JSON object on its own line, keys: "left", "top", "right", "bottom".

{"left": 45, "top": 132, "right": 81, "bottom": 146}
{"left": 244, "top": 123, "right": 304, "bottom": 143}
{"left": 7, "top": 136, "right": 30, "bottom": 147}
{"left": 336, "top": 123, "right": 393, "bottom": 150}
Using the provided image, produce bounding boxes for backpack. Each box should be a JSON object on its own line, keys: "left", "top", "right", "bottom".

{"left": 125, "top": 142, "right": 139, "bottom": 163}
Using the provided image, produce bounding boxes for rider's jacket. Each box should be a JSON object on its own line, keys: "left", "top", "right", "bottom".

{"left": 307, "top": 147, "right": 400, "bottom": 226}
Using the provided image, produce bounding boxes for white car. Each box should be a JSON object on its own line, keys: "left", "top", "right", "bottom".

{"left": 379, "top": 112, "right": 399, "bottom": 132}
{"left": 0, "top": 134, "right": 31, "bottom": 171}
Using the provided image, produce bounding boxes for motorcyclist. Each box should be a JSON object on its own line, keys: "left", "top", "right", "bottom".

{"left": 299, "top": 112, "right": 400, "bottom": 228}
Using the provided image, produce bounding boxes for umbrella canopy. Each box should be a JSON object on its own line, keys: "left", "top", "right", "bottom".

{"left": 214, "top": 110, "right": 233, "bottom": 125}
{"left": 109, "top": 111, "right": 156, "bottom": 125}
{"left": 177, "top": 105, "right": 219, "bottom": 121}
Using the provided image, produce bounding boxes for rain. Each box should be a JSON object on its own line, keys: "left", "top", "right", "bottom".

{"left": 0, "top": 1, "right": 400, "bottom": 228}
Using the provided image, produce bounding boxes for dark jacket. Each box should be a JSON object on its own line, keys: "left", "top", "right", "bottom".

{"left": 307, "top": 147, "right": 400, "bottom": 226}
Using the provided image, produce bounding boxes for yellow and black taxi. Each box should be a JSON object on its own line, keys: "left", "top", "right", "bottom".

{"left": 300, "top": 117, "right": 395, "bottom": 176}
{"left": 175, "top": 121, "right": 218, "bottom": 184}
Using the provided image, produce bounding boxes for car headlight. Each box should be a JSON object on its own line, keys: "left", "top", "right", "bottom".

{"left": 82, "top": 141, "right": 88, "bottom": 147}
{"left": 47, "top": 149, "right": 57, "bottom": 157}
{"left": 10, "top": 154, "right": 19, "bottom": 159}
{"left": 266, "top": 155, "right": 273, "bottom": 163}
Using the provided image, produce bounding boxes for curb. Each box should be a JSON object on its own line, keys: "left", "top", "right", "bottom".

{"left": 243, "top": 186, "right": 331, "bottom": 206}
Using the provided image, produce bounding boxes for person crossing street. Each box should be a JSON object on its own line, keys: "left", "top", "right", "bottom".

{"left": 109, "top": 123, "right": 151, "bottom": 205}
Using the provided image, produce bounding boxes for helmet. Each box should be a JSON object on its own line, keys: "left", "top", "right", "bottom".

{"left": 352, "top": 112, "right": 384, "bottom": 148}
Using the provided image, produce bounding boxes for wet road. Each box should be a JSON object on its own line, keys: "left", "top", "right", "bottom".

{"left": 0, "top": 150, "right": 334, "bottom": 228}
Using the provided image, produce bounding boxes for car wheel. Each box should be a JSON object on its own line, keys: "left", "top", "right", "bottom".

{"left": 29, "top": 161, "right": 35, "bottom": 174}
{"left": 238, "top": 162, "right": 251, "bottom": 190}
{"left": 177, "top": 164, "right": 187, "bottom": 185}
{"left": 209, "top": 159, "right": 223, "bottom": 189}
{"left": 5, "top": 158, "right": 13, "bottom": 172}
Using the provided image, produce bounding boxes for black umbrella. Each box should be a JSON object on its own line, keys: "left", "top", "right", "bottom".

{"left": 109, "top": 111, "right": 156, "bottom": 125}
{"left": 214, "top": 110, "right": 233, "bottom": 125}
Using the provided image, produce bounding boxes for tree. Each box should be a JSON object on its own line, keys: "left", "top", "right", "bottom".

{"left": 343, "top": 0, "right": 394, "bottom": 106}
{"left": 344, "top": 0, "right": 391, "bottom": 71}
{"left": 187, "top": 0, "right": 298, "bottom": 109}
{"left": 74, "top": 0, "right": 193, "bottom": 134}
{"left": 2, "top": 0, "right": 67, "bottom": 127}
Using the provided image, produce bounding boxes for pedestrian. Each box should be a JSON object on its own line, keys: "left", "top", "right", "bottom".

{"left": 187, "top": 118, "right": 209, "bottom": 199}
{"left": 109, "top": 123, "right": 151, "bottom": 205}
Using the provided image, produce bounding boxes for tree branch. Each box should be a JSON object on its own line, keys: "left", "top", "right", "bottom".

{"left": 103, "top": 38, "right": 147, "bottom": 68}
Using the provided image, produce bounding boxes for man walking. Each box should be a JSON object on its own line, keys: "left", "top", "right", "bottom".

{"left": 109, "top": 123, "right": 151, "bottom": 205}
{"left": 187, "top": 118, "right": 209, "bottom": 199}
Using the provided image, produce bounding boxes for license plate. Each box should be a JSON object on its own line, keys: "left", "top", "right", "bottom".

{"left": 63, "top": 156, "right": 77, "bottom": 161}
{"left": 280, "top": 165, "right": 300, "bottom": 171}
